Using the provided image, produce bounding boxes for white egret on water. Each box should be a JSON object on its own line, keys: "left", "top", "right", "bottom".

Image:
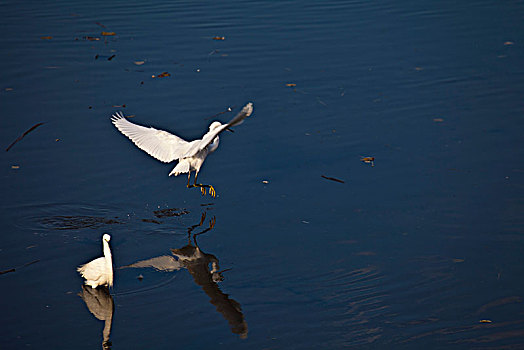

{"left": 78, "top": 234, "right": 113, "bottom": 289}
{"left": 111, "top": 102, "right": 254, "bottom": 197}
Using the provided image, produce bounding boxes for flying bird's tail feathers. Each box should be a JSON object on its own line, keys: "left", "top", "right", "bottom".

{"left": 169, "top": 160, "right": 190, "bottom": 176}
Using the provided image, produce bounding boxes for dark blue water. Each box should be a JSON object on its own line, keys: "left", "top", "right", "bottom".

{"left": 1, "top": 0, "right": 524, "bottom": 348}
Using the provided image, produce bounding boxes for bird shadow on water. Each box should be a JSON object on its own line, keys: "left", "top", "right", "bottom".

{"left": 120, "top": 211, "right": 248, "bottom": 339}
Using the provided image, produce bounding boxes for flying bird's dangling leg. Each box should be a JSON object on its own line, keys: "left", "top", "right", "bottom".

{"left": 192, "top": 172, "right": 216, "bottom": 198}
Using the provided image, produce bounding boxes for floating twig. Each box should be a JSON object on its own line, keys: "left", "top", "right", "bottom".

{"left": 205, "top": 106, "right": 234, "bottom": 121}
{"left": 6, "top": 122, "right": 45, "bottom": 152}
{"left": 0, "top": 259, "right": 40, "bottom": 275}
{"left": 321, "top": 175, "right": 345, "bottom": 184}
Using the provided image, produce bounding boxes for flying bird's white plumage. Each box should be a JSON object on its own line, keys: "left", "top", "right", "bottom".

{"left": 111, "top": 102, "right": 253, "bottom": 197}
{"left": 78, "top": 234, "right": 114, "bottom": 289}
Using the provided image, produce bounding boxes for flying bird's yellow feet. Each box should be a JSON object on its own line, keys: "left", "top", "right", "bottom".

{"left": 200, "top": 185, "right": 216, "bottom": 198}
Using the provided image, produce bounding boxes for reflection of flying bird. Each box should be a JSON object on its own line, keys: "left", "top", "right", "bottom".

{"left": 122, "top": 212, "right": 248, "bottom": 338}
{"left": 111, "top": 102, "right": 254, "bottom": 197}
{"left": 78, "top": 234, "right": 114, "bottom": 288}
{"left": 78, "top": 285, "right": 114, "bottom": 349}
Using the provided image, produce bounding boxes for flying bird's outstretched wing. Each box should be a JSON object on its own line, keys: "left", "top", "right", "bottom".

{"left": 111, "top": 112, "right": 198, "bottom": 163}
{"left": 183, "top": 102, "right": 254, "bottom": 157}
{"left": 112, "top": 102, "right": 253, "bottom": 162}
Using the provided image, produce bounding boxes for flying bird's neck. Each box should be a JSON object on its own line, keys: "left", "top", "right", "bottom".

{"left": 208, "top": 136, "right": 220, "bottom": 153}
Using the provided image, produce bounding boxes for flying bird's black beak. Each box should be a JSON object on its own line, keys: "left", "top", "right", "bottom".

{"left": 225, "top": 127, "right": 234, "bottom": 133}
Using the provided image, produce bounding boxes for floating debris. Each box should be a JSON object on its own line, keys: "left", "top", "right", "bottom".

{"left": 0, "top": 259, "right": 40, "bottom": 275}
{"left": 152, "top": 72, "right": 171, "bottom": 78}
{"left": 142, "top": 218, "right": 162, "bottom": 224}
{"left": 433, "top": 118, "right": 444, "bottom": 122}
{"left": 361, "top": 157, "right": 375, "bottom": 166}
{"left": 153, "top": 208, "right": 190, "bottom": 218}
{"left": 84, "top": 36, "right": 100, "bottom": 41}
{"left": 95, "top": 22, "right": 106, "bottom": 28}
{"left": 321, "top": 175, "right": 345, "bottom": 184}
{"left": 285, "top": 83, "right": 296, "bottom": 87}
{"left": 134, "top": 61, "right": 146, "bottom": 65}
{"left": 6, "top": 122, "right": 45, "bottom": 152}
{"left": 205, "top": 106, "right": 234, "bottom": 120}
{"left": 40, "top": 36, "right": 53, "bottom": 40}
{"left": 137, "top": 274, "right": 144, "bottom": 281}
{"left": 504, "top": 41, "right": 514, "bottom": 46}
{"left": 41, "top": 216, "right": 121, "bottom": 230}
{"left": 262, "top": 180, "right": 269, "bottom": 184}
{"left": 213, "top": 36, "right": 225, "bottom": 40}
{"left": 101, "top": 31, "right": 116, "bottom": 36}
{"left": 414, "top": 67, "right": 424, "bottom": 71}
{"left": 479, "top": 319, "right": 492, "bottom": 323}
{"left": 107, "top": 54, "right": 116, "bottom": 61}
{"left": 11, "top": 165, "right": 20, "bottom": 169}
{"left": 112, "top": 104, "right": 126, "bottom": 108}
{"left": 5, "top": 88, "right": 13, "bottom": 91}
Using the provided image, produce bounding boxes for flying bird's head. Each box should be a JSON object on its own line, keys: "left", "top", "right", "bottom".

{"left": 209, "top": 121, "right": 233, "bottom": 133}
{"left": 209, "top": 121, "right": 223, "bottom": 131}
{"left": 103, "top": 234, "right": 111, "bottom": 242}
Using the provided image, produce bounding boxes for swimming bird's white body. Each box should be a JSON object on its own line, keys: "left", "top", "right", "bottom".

{"left": 78, "top": 234, "right": 113, "bottom": 288}
{"left": 111, "top": 102, "right": 253, "bottom": 196}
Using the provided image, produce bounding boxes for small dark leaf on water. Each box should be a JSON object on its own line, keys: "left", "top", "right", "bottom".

{"left": 321, "top": 175, "right": 345, "bottom": 184}
{"left": 361, "top": 157, "right": 375, "bottom": 166}
{"left": 6, "top": 122, "right": 45, "bottom": 152}
{"left": 95, "top": 54, "right": 99, "bottom": 59}
{"left": 40, "top": 36, "right": 53, "bottom": 40}
{"left": 101, "top": 31, "right": 116, "bottom": 36}
{"left": 213, "top": 36, "right": 225, "bottom": 40}
{"left": 88, "top": 106, "right": 93, "bottom": 109}
{"left": 108, "top": 54, "right": 116, "bottom": 61}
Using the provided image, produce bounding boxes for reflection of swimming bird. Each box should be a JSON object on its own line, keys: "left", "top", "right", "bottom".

{"left": 111, "top": 102, "right": 254, "bottom": 197}
{"left": 78, "top": 234, "right": 114, "bottom": 288}
{"left": 78, "top": 285, "right": 114, "bottom": 349}
{"left": 122, "top": 213, "right": 248, "bottom": 338}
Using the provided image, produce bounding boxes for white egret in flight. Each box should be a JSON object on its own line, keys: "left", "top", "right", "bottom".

{"left": 111, "top": 103, "right": 253, "bottom": 197}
